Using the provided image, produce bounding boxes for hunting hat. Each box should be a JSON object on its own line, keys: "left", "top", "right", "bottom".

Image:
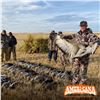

{"left": 80, "top": 21, "right": 88, "bottom": 27}
{"left": 2, "top": 30, "right": 6, "bottom": 34}
{"left": 51, "top": 30, "right": 55, "bottom": 34}
{"left": 9, "top": 32, "right": 13, "bottom": 35}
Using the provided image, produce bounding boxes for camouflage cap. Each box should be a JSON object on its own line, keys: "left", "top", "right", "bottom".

{"left": 80, "top": 21, "right": 88, "bottom": 27}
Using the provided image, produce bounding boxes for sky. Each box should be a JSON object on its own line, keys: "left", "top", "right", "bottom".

{"left": 1, "top": 0, "right": 100, "bottom": 33}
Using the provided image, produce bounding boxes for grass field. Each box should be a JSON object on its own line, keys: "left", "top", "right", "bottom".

{"left": 1, "top": 33, "right": 100, "bottom": 100}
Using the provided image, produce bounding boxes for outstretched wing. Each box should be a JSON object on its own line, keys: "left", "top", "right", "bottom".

{"left": 73, "top": 43, "right": 98, "bottom": 58}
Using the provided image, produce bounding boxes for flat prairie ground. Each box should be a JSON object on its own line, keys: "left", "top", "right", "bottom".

{"left": 1, "top": 33, "right": 100, "bottom": 100}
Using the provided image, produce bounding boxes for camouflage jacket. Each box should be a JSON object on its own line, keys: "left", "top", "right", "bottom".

{"left": 63, "top": 28, "right": 99, "bottom": 47}
{"left": 48, "top": 38, "right": 58, "bottom": 51}
{"left": 75, "top": 28, "right": 99, "bottom": 46}
{"left": 1, "top": 34, "right": 9, "bottom": 48}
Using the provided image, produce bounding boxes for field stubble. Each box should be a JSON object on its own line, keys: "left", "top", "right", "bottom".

{"left": 1, "top": 33, "right": 100, "bottom": 100}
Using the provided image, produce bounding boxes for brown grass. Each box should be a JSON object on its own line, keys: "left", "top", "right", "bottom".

{"left": 1, "top": 33, "right": 100, "bottom": 100}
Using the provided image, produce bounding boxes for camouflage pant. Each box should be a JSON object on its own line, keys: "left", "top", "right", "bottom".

{"left": 1, "top": 47, "right": 9, "bottom": 62}
{"left": 8, "top": 46, "right": 16, "bottom": 60}
{"left": 72, "top": 54, "right": 90, "bottom": 84}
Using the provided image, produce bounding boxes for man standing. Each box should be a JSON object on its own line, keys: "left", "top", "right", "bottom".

{"left": 72, "top": 21, "right": 99, "bottom": 84}
{"left": 48, "top": 31, "right": 58, "bottom": 62}
{"left": 8, "top": 32, "right": 17, "bottom": 60}
{"left": 1, "top": 30, "right": 9, "bottom": 62}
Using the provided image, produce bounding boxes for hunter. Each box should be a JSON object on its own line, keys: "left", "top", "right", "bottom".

{"left": 8, "top": 32, "right": 17, "bottom": 60}
{"left": 1, "top": 30, "right": 9, "bottom": 62}
{"left": 72, "top": 21, "right": 99, "bottom": 84}
{"left": 48, "top": 31, "right": 58, "bottom": 62}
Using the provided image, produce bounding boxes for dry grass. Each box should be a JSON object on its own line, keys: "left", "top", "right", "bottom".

{"left": 1, "top": 33, "right": 100, "bottom": 100}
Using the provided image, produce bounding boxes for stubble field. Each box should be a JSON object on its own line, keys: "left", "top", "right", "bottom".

{"left": 1, "top": 33, "right": 100, "bottom": 100}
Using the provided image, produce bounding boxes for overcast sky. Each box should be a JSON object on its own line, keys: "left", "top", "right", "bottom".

{"left": 2, "top": 0, "right": 100, "bottom": 33}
